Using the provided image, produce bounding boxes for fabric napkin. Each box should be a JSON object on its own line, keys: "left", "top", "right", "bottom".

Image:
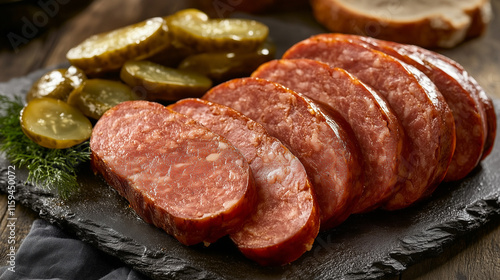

{"left": 0, "top": 219, "right": 149, "bottom": 280}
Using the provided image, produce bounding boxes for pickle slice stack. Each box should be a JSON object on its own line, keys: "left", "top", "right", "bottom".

{"left": 178, "top": 41, "right": 276, "bottom": 82}
{"left": 120, "top": 60, "right": 212, "bottom": 101}
{"left": 166, "top": 9, "right": 269, "bottom": 53}
{"left": 20, "top": 9, "right": 274, "bottom": 149}
{"left": 66, "top": 17, "right": 170, "bottom": 75}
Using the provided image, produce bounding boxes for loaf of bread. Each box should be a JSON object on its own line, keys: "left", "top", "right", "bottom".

{"left": 310, "top": 0, "right": 492, "bottom": 48}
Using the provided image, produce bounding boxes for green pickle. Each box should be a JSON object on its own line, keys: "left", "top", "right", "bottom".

{"left": 164, "top": 8, "right": 209, "bottom": 23}
{"left": 65, "top": 65, "right": 87, "bottom": 88}
{"left": 166, "top": 9, "right": 269, "bottom": 53}
{"left": 147, "top": 39, "right": 197, "bottom": 67}
{"left": 26, "top": 66, "right": 87, "bottom": 102}
{"left": 20, "top": 97, "right": 92, "bottom": 149}
{"left": 120, "top": 60, "right": 212, "bottom": 101}
{"left": 178, "top": 41, "right": 276, "bottom": 82}
{"left": 19, "top": 9, "right": 275, "bottom": 150}
{"left": 67, "top": 79, "right": 139, "bottom": 120}
{"left": 66, "top": 17, "right": 170, "bottom": 75}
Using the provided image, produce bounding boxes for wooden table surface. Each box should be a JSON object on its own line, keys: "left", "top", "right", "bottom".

{"left": 1, "top": 0, "right": 499, "bottom": 279}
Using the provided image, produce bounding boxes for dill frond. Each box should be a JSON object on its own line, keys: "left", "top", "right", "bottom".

{"left": 0, "top": 95, "right": 90, "bottom": 199}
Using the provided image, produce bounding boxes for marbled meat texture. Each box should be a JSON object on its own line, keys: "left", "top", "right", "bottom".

{"left": 203, "top": 77, "right": 364, "bottom": 229}
{"left": 332, "top": 33, "right": 489, "bottom": 182}
{"left": 169, "top": 98, "right": 319, "bottom": 266}
{"left": 252, "top": 58, "right": 408, "bottom": 213}
{"left": 284, "top": 35, "right": 456, "bottom": 210}
{"left": 90, "top": 100, "right": 256, "bottom": 246}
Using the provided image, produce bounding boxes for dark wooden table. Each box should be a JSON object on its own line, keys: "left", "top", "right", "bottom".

{"left": 1, "top": 0, "right": 499, "bottom": 279}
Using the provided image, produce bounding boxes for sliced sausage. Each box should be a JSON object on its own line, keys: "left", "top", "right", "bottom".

{"left": 471, "top": 80, "right": 497, "bottom": 160}
{"left": 420, "top": 48, "right": 496, "bottom": 161}
{"left": 203, "top": 77, "right": 364, "bottom": 229}
{"left": 284, "top": 35, "right": 456, "bottom": 210}
{"left": 329, "top": 34, "right": 487, "bottom": 182}
{"left": 90, "top": 100, "right": 256, "bottom": 246}
{"left": 168, "top": 98, "right": 319, "bottom": 266}
{"left": 251, "top": 58, "right": 407, "bottom": 213}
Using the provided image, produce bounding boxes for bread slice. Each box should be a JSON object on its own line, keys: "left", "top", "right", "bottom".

{"left": 310, "top": 0, "right": 492, "bottom": 48}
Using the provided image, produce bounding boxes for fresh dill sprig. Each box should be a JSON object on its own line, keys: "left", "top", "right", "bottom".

{"left": 0, "top": 94, "right": 90, "bottom": 199}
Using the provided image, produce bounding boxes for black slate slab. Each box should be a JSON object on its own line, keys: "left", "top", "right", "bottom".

{"left": 1, "top": 9, "right": 500, "bottom": 280}
{"left": 1, "top": 66, "right": 500, "bottom": 280}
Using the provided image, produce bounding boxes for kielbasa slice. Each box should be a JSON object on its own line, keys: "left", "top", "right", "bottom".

{"left": 90, "top": 100, "right": 256, "bottom": 245}
{"left": 331, "top": 34, "right": 487, "bottom": 182}
{"left": 203, "top": 77, "right": 364, "bottom": 229}
{"left": 390, "top": 40, "right": 496, "bottom": 162}
{"left": 252, "top": 58, "right": 407, "bottom": 213}
{"left": 168, "top": 98, "right": 319, "bottom": 266}
{"left": 416, "top": 46, "right": 496, "bottom": 161}
{"left": 472, "top": 81, "right": 497, "bottom": 160}
{"left": 284, "top": 35, "right": 456, "bottom": 210}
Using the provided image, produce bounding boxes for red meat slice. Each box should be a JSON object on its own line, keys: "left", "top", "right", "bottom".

{"left": 169, "top": 98, "right": 319, "bottom": 266}
{"left": 284, "top": 35, "right": 456, "bottom": 210}
{"left": 329, "top": 34, "right": 488, "bottom": 181}
{"left": 252, "top": 58, "right": 408, "bottom": 213}
{"left": 203, "top": 77, "right": 364, "bottom": 229}
{"left": 90, "top": 100, "right": 256, "bottom": 245}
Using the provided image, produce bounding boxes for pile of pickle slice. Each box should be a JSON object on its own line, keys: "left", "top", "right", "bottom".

{"left": 21, "top": 9, "right": 273, "bottom": 149}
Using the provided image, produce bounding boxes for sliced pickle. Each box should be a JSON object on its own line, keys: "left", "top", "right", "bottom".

{"left": 178, "top": 41, "right": 276, "bottom": 82}
{"left": 65, "top": 65, "right": 87, "bottom": 88}
{"left": 66, "top": 17, "right": 170, "bottom": 75}
{"left": 147, "top": 39, "right": 197, "bottom": 67}
{"left": 26, "top": 69, "right": 72, "bottom": 102}
{"left": 120, "top": 60, "right": 212, "bottom": 101}
{"left": 26, "top": 66, "right": 87, "bottom": 102}
{"left": 67, "top": 79, "right": 139, "bottom": 120}
{"left": 164, "top": 8, "right": 208, "bottom": 23}
{"left": 147, "top": 10, "right": 205, "bottom": 66}
{"left": 20, "top": 97, "right": 92, "bottom": 149}
{"left": 166, "top": 9, "right": 269, "bottom": 53}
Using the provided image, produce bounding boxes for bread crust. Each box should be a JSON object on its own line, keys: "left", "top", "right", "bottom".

{"left": 310, "top": 0, "right": 492, "bottom": 48}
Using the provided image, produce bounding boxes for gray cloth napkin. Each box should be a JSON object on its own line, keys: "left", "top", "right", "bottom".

{"left": 0, "top": 219, "right": 149, "bottom": 280}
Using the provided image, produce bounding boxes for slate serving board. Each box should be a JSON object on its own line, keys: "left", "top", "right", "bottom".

{"left": 1, "top": 8, "right": 500, "bottom": 280}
